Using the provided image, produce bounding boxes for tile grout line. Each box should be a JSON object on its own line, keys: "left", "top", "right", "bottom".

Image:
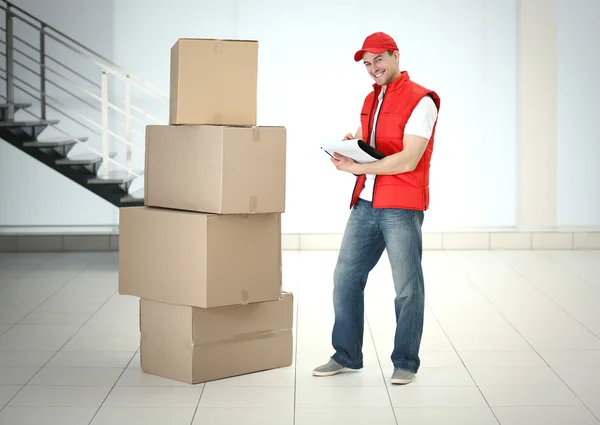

{"left": 0, "top": 253, "right": 92, "bottom": 340}
{"left": 0, "top": 265, "right": 98, "bottom": 338}
{"left": 0, "top": 252, "right": 118, "bottom": 414}
{"left": 292, "top": 294, "right": 299, "bottom": 425}
{"left": 447, "top": 250, "right": 599, "bottom": 421}
{"left": 364, "top": 313, "right": 399, "bottom": 424}
{"left": 187, "top": 381, "right": 206, "bottom": 425}
{"left": 86, "top": 349, "right": 139, "bottom": 425}
{"left": 422, "top": 293, "right": 502, "bottom": 425}
{"left": 491, "top": 251, "right": 600, "bottom": 340}
{"left": 489, "top": 250, "right": 600, "bottom": 422}
{"left": 539, "top": 250, "right": 600, "bottom": 291}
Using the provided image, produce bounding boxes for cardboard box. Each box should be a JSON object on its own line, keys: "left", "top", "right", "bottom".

{"left": 170, "top": 38, "right": 258, "bottom": 126}
{"left": 118, "top": 206, "right": 282, "bottom": 308}
{"left": 140, "top": 292, "right": 294, "bottom": 384}
{"left": 144, "top": 125, "right": 286, "bottom": 214}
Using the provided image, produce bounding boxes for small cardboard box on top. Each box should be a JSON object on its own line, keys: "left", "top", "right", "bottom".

{"left": 139, "top": 292, "right": 294, "bottom": 384}
{"left": 170, "top": 38, "right": 258, "bottom": 126}
{"left": 118, "top": 206, "right": 282, "bottom": 308}
{"left": 144, "top": 124, "right": 286, "bottom": 214}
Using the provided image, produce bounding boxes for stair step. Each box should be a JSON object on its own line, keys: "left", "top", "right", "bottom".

{"left": 120, "top": 188, "right": 144, "bottom": 205}
{"left": 88, "top": 170, "right": 137, "bottom": 185}
{"left": 23, "top": 136, "right": 89, "bottom": 148}
{"left": 55, "top": 153, "right": 102, "bottom": 166}
{"left": 0, "top": 102, "right": 31, "bottom": 109}
{"left": 0, "top": 119, "right": 60, "bottom": 127}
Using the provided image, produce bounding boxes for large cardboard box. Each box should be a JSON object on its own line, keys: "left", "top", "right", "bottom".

{"left": 140, "top": 292, "right": 294, "bottom": 384}
{"left": 170, "top": 38, "right": 258, "bottom": 126}
{"left": 144, "top": 125, "right": 286, "bottom": 214}
{"left": 118, "top": 206, "right": 282, "bottom": 308}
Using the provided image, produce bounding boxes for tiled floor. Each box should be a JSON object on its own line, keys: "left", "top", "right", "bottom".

{"left": 0, "top": 249, "right": 599, "bottom": 425}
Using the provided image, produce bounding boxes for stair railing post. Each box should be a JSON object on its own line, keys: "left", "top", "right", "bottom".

{"left": 101, "top": 69, "right": 109, "bottom": 179}
{"left": 125, "top": 75, "right": 132, "bottom": 175}
{"left": 39, "top": 23, "right": 47, "bottom": 120}
{"left": 6, "top": 8, "right": 15, "bottom": 120}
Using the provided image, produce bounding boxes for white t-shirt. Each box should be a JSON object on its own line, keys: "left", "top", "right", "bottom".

{"left": 359, "top": 94, "right": 438, "bottom": 201}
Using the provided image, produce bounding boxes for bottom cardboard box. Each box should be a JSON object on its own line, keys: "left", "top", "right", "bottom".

{"left": 139, "top": 292, "right": 294, "bottom": 384}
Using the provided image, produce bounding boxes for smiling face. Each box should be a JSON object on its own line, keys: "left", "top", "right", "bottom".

{"left": 362, "top": 50, "right": 400, "bottom": 87}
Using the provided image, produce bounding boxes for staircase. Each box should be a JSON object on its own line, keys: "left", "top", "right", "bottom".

{"left": 0, "top": 0, "right": 169, "bottom": 207}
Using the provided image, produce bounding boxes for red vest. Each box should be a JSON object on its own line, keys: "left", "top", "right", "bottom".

{"left": 351, "top": 71, "right": 440, "bottom": 210}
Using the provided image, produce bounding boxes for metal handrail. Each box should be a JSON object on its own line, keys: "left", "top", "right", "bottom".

{"left": 1, "top": 0, "right": 168, "bottom": 179}
{"left": 1, "top": 45, "right": 161, "bottom": 131}
{"left": 1, "top": 32, "right": 102, "bottom": 90}
{"left": 0, "top": 38, "right": 165, "bottom": 128}
{"left": 0, "top": 69, "right": 145, "bottom": 154}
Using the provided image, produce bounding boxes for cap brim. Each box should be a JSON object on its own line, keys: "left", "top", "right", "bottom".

{"left": 354, "top": 47, "right": 388, "bottom": 62}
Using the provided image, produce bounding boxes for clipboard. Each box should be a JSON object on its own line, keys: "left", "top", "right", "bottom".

{"left": 321, "top": 139, "right": 386, "bottom": 163}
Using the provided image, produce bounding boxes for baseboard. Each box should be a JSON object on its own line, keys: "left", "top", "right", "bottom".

{"left": 1, "top": 228, "right": 599, "bottom": 252}
{"left": 291, "top": 231, "right": 600, "bottom": 250}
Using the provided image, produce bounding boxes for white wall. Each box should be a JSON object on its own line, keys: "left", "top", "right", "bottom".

{"left": 0, "top": 0, "right": 598, "bottom": 232}
{"left": 556, "top": 0, "right": 600, "bottom": 227}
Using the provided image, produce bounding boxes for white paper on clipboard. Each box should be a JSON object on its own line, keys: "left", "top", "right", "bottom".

{"left": 321, "top": 139, "right": 379, "bottom": 164}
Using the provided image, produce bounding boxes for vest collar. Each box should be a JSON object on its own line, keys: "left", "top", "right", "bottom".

{"left": 372, "top": 71, "right": 411, "bottom": 96}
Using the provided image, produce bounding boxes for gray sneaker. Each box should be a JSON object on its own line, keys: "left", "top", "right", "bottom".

{"left": 312, "top": 358, "right": 348, "bottom": 377}
{"left": 391, "top": 368, "right": 415, "bottom": 385}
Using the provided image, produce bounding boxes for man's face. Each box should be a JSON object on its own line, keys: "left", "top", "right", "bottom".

{"left": 362, "top": 51, "right": 400, "bottom": 86}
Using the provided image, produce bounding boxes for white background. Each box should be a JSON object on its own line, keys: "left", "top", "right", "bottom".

{"left": 0, "top": 0, "right": 598, "bottom": 233}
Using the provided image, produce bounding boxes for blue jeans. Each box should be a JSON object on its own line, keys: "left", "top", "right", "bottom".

{"left": 331, "top": 198, "right": 425, "bottom": 373}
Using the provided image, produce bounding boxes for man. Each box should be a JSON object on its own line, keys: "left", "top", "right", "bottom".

{"left": 313, "top": 32, "right": 440, "bottom": 385}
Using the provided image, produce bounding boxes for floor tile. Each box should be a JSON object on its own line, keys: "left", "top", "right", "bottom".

{"left": 467, "top": 366, "right": 564, "bottom": 386}
{"left": 199, "top": 386, "right": 294, "bottom": 409}
{"left": 28, "top": 367, "right": 123, "bottom": 386}
{"left": 479, "top": 385, "right": 583, "bottom": 406}
{"left": 492, "top": 406, "right": 600, "bottom": 425}
{"left": 0, "top": 406, "right": 97, "bottom": 425}
{"left": 0, "top": 351, "right": 54, "bottom": 367}
{"left": 0, "top": 367, "right": 40, "bottom": 385}
{"left": 459, "top": 350, "right": 548, "bottom": 368}
{"left": 0, "top": 325, "right": 79, "bottom": 351}
{"left": 193, "top": 407, "right": 294, "bottom": 425}
{"left": 91, "top": 407, "right": 196, "bottom": 425}
{"left": 90, "top": 406, "right": 195, "bottom": 425}
{"left": 103, "top": 386, "right": 203, "bottom": 408}
{"left": 46, "top": 351, "right": 134, "bottom": 368}
{"left": 295, "top": 386, "right": 392, "bottom": 408}
{"left": 295, "top": 407, "right": 397, "bottom": 425}
{"left": 8, "top": 385, "right": 111, "bottom": 407}
{"left": 388, "top": 386, "right": 488, "bottom": 407}
{"left": 0, "top": 386, "right": 21, "bottom": 409}
{"left": 204, "top": 367, "right": 295, "bottom": 388}
{"left": 393, "top": 407, "right": 499, "bottom": 425}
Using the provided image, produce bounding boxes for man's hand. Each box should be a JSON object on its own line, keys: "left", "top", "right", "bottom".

{"left": 330, "top": 152, "right": 360, "bottom": 174}
{"left": 342, "top": 126, "right": 362, "bottom": 140}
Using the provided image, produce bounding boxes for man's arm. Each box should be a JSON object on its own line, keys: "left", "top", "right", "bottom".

{"left": 332, "top": 96, "right": 437, "bottom": 175}
{"left": 352, "top": 135, "right": 429, "bottom": 175}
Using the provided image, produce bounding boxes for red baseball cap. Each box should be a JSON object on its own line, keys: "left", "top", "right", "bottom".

{"left": 354, "top": 32, "right": 399, "bottom": 62}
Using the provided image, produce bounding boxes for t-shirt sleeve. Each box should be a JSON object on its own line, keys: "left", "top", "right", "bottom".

{"left": 404, "top": 95, "right": 438, "bottom": 139}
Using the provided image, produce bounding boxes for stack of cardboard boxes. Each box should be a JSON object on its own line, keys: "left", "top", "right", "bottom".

{"left": 118, "top": 38, "right": 293, "bottom": 384}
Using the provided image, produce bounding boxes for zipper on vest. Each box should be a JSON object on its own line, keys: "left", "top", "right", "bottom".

{"left": 351, "top": 91, "right": 378, "bottom": 208}
{"left": 372, "top": 90, "right": 386, "bottom": 202}
{"left": 367, "top": 93, "right": 377, "bottom": 145}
